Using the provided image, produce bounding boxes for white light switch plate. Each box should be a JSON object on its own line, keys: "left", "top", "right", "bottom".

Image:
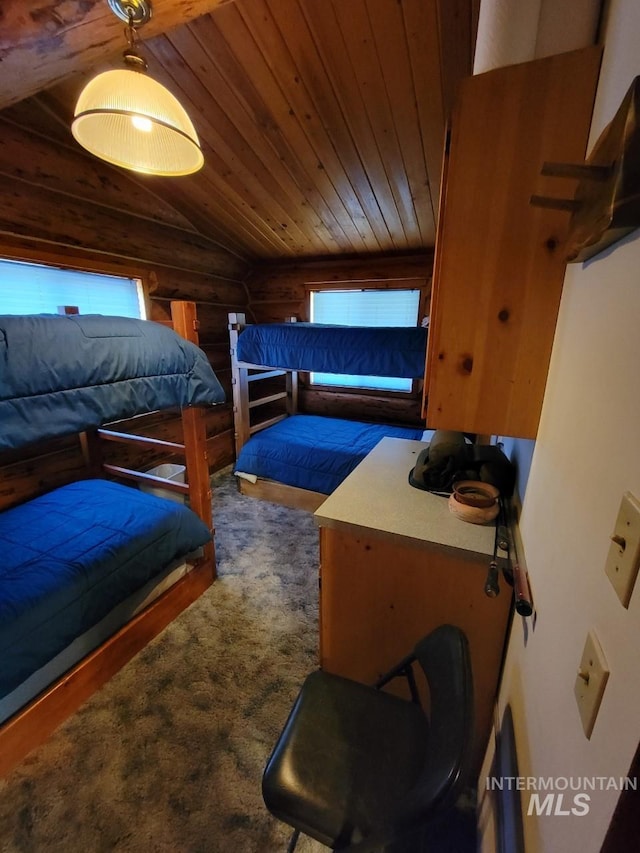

{"left": 574, "top": 631, "right": 609, "bottom": 739}
{"left": 605, "top": 491, "right": 640, "bottom": 608}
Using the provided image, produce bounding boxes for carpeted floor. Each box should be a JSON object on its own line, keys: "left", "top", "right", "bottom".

{"left": 0, "top": 469, "right": 324, "bottom": 852}
{"left": 0, "top": 469, "right": 477, "bottom": 853}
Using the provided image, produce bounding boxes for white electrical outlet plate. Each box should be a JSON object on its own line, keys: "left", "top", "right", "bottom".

{"left": 574, "top": 631, "right": 609, "bottom": 739}
{"left": 605, "top": 491, "right": 640, "bottom": 608}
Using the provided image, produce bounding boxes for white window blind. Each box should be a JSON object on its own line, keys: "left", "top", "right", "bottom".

{"left": 0, "top": 259, "right": 145, "bottom": 318}
{"left": 309, "top": 289, "right": 420, "bottom": 392}
{"left": 310, "top": 289, "right": 420, "bottom": 327}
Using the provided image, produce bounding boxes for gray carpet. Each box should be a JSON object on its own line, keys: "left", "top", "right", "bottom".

{"left": 0, "top": 469, "right": 325, "bottom": 852}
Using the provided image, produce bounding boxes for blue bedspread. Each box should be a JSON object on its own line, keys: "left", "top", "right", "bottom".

{"left": 0, "top": 479, "right": 212, "bottom": 699}
{"left": 236, "top": 323, "right": 427, "bottom": 377}
{"left": 235, "top": 414, "right": 424, "bottom": 494}
{"left": 0, "top": 314, "right": 225, "bottom": 451}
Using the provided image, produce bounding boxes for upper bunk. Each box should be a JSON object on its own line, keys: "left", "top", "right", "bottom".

{"left": 0, "top": 311, "right": 225, "bottom": 452}
{"left": 232, "top": 317, "right": 427, "bottom": 378}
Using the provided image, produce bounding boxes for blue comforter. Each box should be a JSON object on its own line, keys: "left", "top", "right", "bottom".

{"left": 0, "top": 479, "right": 212, "bottom": 699}
{"left": 0, "top": 314, "right": 225, "bottom": 451}
{"left": 236, "top": 323, "right": 427, "bottom": 377}
{"left": 235, "top": 414, "right": 424, "bottom": 494}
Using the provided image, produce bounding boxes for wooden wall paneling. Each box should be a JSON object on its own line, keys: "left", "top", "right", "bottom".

{"left": 0, "top": 114, "right": 197, "bottom": 233}
{"left": 245, "top": 254, "right": 433, "bottom": 321}
{"left": 328, "top": 0, "right": 434, "bottom": 247}
{"left": 0, "top": 406, "right": 235, "bottom": 509}
{"left": 300, "top": 388, "right": 424, "bottom": 428}
{"left": 235, "top": 0, "right": 380, "bottom": 254}
{"left": 0, "top": 173, "right": 245, "bottom": 278}
{"left": 149, "top": 31, "right": 331, "bottom": 257}
{"left": 0, "top": 240, "right": 153, "bottom": 285}
{"left": 2, "top": 1, "right": 474, "bottom": 260}
{"left": 250, "top": 302, "right": 306, "bottom": 324}
{"left": 112, "top": 407, "right": 233, "bottom": 441}
{"left": 132, "top": 174, "right": 273, "bottom": 261}
{"left": 301, "top": 1, "right": 406, "bottom": 249}
{"left": 206, "top": 430, "right": 235, "bottom": 470}
{"left": 246, "top": 254, "right": 434, "bottom": 297}
{"left": 148, "top": 268, "right": 248, "bottom": 307}
{"left": 0, "top": 97, "right": 77, "bottom": 147}
{"left": 403, "top": 0, "right": 447, "bottom": 219}
{"left": 0, "top": 439, "right": 87, "bottom": 512}
{"left": 367, "top": 0, "right": 444, "bottom": 246}
{"left": 201, "top": 343, "right": 233, "bottom": 374}
{"left": 209, "top": 2, "right": 375, "bottom": 254}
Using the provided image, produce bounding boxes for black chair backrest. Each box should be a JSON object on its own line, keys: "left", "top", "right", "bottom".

{"left": 343, "top": 625, "right": 474, "bottom": 852}
{"left": 411, "top": 624, "right": 474, "bottom": 815}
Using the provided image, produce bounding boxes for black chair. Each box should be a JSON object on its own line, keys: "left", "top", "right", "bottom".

{"left": 262, "top": 624, "right": 474, "bottom": 852}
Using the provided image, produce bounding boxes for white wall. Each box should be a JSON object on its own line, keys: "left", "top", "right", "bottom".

{"left": 488, "top": 0, "right": 640, "bottom": 850}
{"left": 474, "top": 0, "right": 601, "bottom": 72}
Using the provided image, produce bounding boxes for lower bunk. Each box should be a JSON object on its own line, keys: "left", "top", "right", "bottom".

{"left": 0, "top": 478, "right": 214, "bottom": 776}
{"left": 234, "top": 413, "right": 427, "bottom": 510}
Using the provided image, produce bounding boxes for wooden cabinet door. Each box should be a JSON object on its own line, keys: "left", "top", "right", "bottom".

{"left": 423, "top": 46, "right": 602, "bottom": 438}
{"left": 319, "top": 525, "right": 512, "bottom": 773}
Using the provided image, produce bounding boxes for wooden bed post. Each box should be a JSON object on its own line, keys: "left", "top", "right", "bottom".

{"left": 79, "top": 428, "right": 104, "bottom": 476}
{"left": 284, "top": 315, "right": 299, "bottom": 414}
{"left": 171, "top": 301, "right": 216, "bottom": 575}
{"left": 228, "top": 312, "right": 251, "bottom": 457}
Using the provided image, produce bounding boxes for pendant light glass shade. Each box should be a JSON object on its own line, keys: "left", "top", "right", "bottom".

{"left": 72, "top": 68, "right": 204, "bottom": 176}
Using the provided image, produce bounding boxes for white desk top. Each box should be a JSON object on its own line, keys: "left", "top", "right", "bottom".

{"left": 314, "top": 437, "right": 496, "bottom": 558}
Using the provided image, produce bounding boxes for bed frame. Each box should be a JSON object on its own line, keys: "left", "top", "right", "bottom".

{"left": 228, "top": 312, "right": 327, "bottom": 512}
{"left": 0, "top": 300, "right": 215, "bottom": 777}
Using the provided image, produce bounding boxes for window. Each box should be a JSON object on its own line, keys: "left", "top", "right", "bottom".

{"left": 309, "top": 288, "right": 421, "bottom": 392}
{"left": 0, "top": 258, "right": 146, "bottom": 318}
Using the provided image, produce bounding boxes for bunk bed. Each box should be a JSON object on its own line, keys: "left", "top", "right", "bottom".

{"left": 228, "top": 313, "right": 428, "bottom": 510}
{"left": 0, "top": 301, "right": 224, "bottom": 777}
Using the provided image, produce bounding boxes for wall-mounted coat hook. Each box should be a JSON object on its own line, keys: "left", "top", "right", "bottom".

{"left": 530, "top": 76, "right": 640, "bottom": 263}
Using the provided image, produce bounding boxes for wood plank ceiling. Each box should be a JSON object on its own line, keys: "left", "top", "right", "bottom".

{"left": 0, "top": 0, "right": 477, "bottom": 262}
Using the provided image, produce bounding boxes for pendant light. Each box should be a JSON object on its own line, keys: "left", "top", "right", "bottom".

{"left": 72, "top": 0, "right": 204, "bottom": 177}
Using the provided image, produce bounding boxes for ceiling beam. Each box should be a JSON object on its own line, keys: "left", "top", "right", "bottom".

{"left": 0, "top": 0, "right": 233, "bottom": 110}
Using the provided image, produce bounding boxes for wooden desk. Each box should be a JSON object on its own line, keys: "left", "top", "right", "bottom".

{"left": 314, "top": 437, "right": 511, "bottom": 770}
